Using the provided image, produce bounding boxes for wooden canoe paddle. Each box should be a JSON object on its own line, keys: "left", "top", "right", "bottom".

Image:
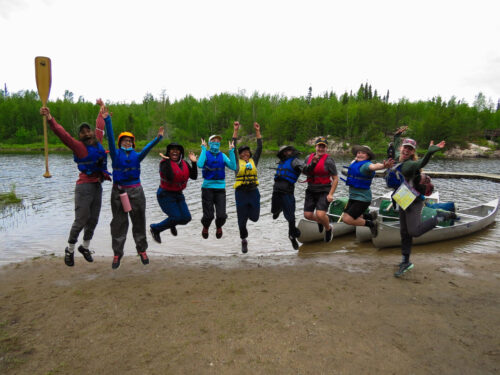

{"left": 35, "top": 56, "right": 52, "bottom": 178}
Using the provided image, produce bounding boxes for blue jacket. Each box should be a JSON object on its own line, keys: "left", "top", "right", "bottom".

{"left": 274, "top": 157, "right": 300, "bottom": 184}
{"left": 346, "top": 160, "right": 375, "bottom": 190}
{"left": 74, "top": 142, "right": 109, "bottom": 176}
{"left": 105, "top": 116, "right": 162, "bottom": 186}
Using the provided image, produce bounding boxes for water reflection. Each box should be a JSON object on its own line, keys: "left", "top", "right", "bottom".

{"left": 0, "top": 154, "right": 498, "bottom": 265}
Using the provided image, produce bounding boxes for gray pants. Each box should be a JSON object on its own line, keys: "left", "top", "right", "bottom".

{"left": 110, "top": 185, "right": 148, "bottom": 256}
{"left": 68, "top": 182, "right": 103, "bottom": 244}
{"left": 399, "top": 199, "right": 438, "bottom": 256}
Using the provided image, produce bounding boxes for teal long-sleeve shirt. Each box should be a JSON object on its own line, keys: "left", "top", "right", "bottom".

{"left": 197, "top": 146, "right": 237, "bottom": 189}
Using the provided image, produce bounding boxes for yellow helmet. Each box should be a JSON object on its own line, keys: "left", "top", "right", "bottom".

{"left": 118, "top": 132, "right": 135, "bottom": 148}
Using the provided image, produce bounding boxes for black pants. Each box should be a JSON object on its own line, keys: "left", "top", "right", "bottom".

{"left": 68, "top": 182, "right": 102, "bottom": 244}
{"left": 271, "top": 191, "right": 299, "bottom": 237}
{"left": 201, "top": 188, "right": 227, "bottom": 228}
{"left": 399, "top": 199, "right": 438, "bottom": 256}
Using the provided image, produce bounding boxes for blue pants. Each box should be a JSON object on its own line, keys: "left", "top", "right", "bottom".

{"left": 151, "top": 188, "right": 191, "bottom": 233}
{"left": 271, "top": 191, "right": 299, "bottom": 237}
{"left": 235, "top": 188, "right": 260, "bottom": 239}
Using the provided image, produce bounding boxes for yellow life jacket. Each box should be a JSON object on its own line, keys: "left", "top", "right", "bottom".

{"left": 234, "top": 158, "right": 259, "bottom": 188}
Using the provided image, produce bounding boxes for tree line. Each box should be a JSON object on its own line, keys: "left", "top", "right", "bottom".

{"left": 1, "top": 83, "right": 499, "bottom": 153}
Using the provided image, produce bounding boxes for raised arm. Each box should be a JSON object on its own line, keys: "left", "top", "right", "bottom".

{"left": 253, "top": 122, "right": 262, "bottom": 165}
{"left": 102, "top": 108, "right": 116, "bottom": 160}
{"left": 197, "top": 139, "right": 208, "bottom": 168}
{"left": 138, "top": 126, "right": 164, "bottom": 162}
{"left": 94, "top": 98, "right": 105, "bottom": 143}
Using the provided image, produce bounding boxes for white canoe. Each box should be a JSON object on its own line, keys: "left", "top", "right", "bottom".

{"left": 369, "top": 198, "right": 499, "bottom": 249}
{"left": 296, "top": 192, "right": 418, "bottom": 244}
{"left": 356, "top": 191, "right": 440, "bottom": 242}
{"left": 297, "top": 218, "right": 354, "bottom": 243}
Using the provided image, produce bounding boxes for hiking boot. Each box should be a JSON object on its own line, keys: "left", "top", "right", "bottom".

{"left": 170, "top": 226, "right": 178, "bottom": 236}
{"left": 138, "top": 251, "right": 149, "bottom": 265}
{"left": 241, "top": 239, "right": 248, "bottom": 254}
{"left": 289, "top": 235, "right": 299, "bottom": 250}
{"left": 366, "top": 221, "right": 378, "bottom": 237}
{"left": 78, "top": 245, "right": 94, "bottom": 262}
{"left": 111, "top": 254, "right": 123, "bottom": 270}
{"left": 202, "top": 227, "right": 209, "bottom": 239}
{"left": 272, "top": 212, "right": 280, "bottom": 220}
{"left": 150, "top": 226, "right": 161, "bottom": 244}
{"left": 436, "top": 210, "right": 458, "bottom": 221}
{"left": 324, "top": 225, "right": 333, "bottom": 243}
{"left": 317, "top": 223, "right": 324, "bottom": 233}
{"left": 64, "top": 247, "right": 74, "bottom": 267}
{"left": 216, "top": 227, "right": 223, "bottom": 239}
{"left": 394, "top": 262, "right": 414, "bottom": 278}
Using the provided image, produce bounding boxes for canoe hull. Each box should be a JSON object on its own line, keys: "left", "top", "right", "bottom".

{"left": 371, "top": 199, "right": 499, "bottom": 248}
{"left": 297, "top": 219, "right": 354, "bottom": 243}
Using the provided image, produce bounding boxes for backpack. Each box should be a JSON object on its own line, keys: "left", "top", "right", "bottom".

{"left": 385, "top": 163, "right": 405, "bottom": 189}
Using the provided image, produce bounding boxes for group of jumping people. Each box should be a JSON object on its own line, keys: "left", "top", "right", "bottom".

{"left": 39, "top": 101, "right": 456, "bottom": 277}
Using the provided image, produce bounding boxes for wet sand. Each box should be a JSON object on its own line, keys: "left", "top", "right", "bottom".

{"left": 1, "top": 252, "right": 499, "bottom": 374}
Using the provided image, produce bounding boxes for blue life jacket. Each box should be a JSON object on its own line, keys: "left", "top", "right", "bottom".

{"left": 112, "top": 149, "right": 141, "bottom": 185}
{"left": 202, "top": 151, "right": 225, "bottom": 180}
{"left": 345, "top": 160, "right": 375, "bottom": 189}
{"left": 74, "top": 142, "right": 109, "bottom": 176}
{"left": 274, "top": 157, "right": 300, "bottom": 184}
{"left": 385, "top": 162, "right": 405, "bottom": 189}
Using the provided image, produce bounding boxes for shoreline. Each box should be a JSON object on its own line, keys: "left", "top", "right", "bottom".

{"left": 1, "top": 251, "right": 499, "bottom": 374}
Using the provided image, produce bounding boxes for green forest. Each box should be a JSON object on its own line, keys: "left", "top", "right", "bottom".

{"left": 1, "top": 84, "right": 499, "bottom": 155}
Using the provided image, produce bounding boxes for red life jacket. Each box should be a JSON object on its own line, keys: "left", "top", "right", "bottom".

{"left": 160, "top": 159, "right": 190, "bottom": 191}
{"left": 306, "top": 153, "right": 332, "bottom": 185}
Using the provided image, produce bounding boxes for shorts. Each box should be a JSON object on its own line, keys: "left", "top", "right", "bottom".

{"left": 304, "top": 189, "right": 330, "bottom": 212}
{"left": 344, "top": 199, "right": 370, "bottom": 219}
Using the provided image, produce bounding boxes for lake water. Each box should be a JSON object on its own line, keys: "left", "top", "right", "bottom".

{"left": 0, "top": 154, "right": 499, "bottom": 266}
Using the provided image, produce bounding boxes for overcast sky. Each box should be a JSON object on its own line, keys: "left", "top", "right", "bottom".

{"left": 1, "top": 0, "right": 499, "bottom": 104}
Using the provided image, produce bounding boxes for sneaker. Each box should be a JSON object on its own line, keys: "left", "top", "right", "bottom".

{"left": 64, "top": 247, "right": 74, "bottom": 267}
{"left": 111, "top": 254, "right": 123, "bottom": 270}
{"left": 289, "top": 235, "right": 299, "bottom": 250}
{"left": 272, "top": 212, "right": 280, "bottom": 220}
{"left": 394, "top": 262, "right": 414, "bottom": 278}
{"left": 202, "top": 227, "right": 209, "bottom": 239}
{"left": 436, "top": 209, "right": 458, "bottom": 221}
{"left": 324, "top": 225, "right": 333, "bottom": 243}
{"left": 138, "top": 251, "right": 149, "bottom": 265}
{"left": 317, "top": 223, "right": 324, "bottom": 233}
{"left": 150, "top": 227, "right": 161, "bottom": 244}
{"left": 77, "top": 245, "right": 94, "bottom": 262}
{"left": 170, "top": 226, "right": 178, "bottom": 236}
{"left": 241, "top": 239, "right": 248, "bottom": 254}
{"left": 216, "top": 227, "right": 223, "bottom": 239}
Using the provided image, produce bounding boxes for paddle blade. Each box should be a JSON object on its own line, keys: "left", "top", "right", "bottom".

{"left": 35, "top": 56, "right": 52, "bottom": 105}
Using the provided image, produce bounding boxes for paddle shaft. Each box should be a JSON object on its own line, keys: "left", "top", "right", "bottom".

{"left": 35, "top": 57, "right": 52, "bottom": 178}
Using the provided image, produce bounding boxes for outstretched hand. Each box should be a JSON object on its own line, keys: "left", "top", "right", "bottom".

{"left": 253, "top": 122, "right": 260, "bottom": 131}
{"left": 229, "top": 140, "right": 235, "bottom": 150}
{"left": 430, "top": 140, "right": 446, "bottom": 149}
{"left": 188, "top": 151, "right": 197, "bottom": 162}
{"left": 395, "top": 125, "right": 408, "bottom": 135}
{"left": 201, "top": 138, "right": 207, "bottom": 147}
{"left": 158, "top": 126, "right": 164, "bottom": 137}
{"left": 159, "top": 152, "right": 170, "bottom": 159}
{"left": 96, "top": 98, "right": 104, "bottom": 107}
{"left": 233, "top": 121, "right": 240, "bottom": 131}
{"left": 383, "top": 158, "right": 395, "bottom": 169}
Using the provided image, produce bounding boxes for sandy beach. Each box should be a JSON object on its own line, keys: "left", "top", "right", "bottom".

{"left": 1, "top": 251, "right": 499, "bottom": 374}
